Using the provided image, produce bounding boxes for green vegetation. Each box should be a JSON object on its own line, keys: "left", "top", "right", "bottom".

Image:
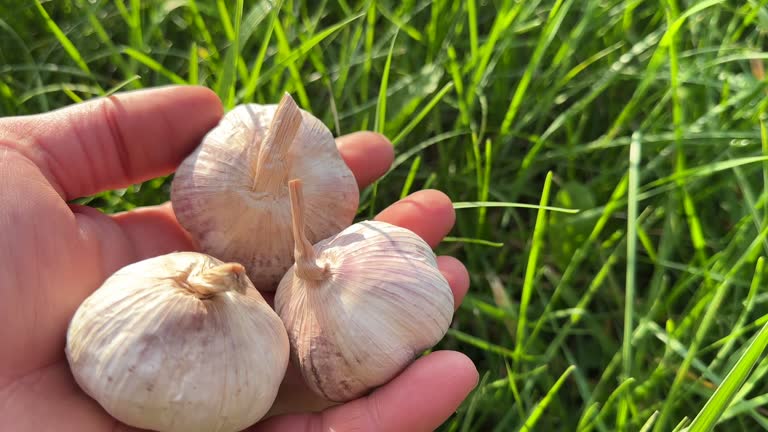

{"left": 3, "top": 0, "right": 768, "bottom": 430}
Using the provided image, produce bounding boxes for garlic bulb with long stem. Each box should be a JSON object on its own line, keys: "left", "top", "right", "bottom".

{"left": 65, "top": 252, "right": 290, "bottom": 432}
{"left": 274, "top": 179, "right": 455, "bottom": 402}
{"left": 171, "top": 93, "right": 359, "bottom": 291}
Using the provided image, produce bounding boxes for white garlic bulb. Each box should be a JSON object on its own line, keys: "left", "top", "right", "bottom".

{"left": 65, "top": 252, "right": 289, "bottom": 432}
{"left": 171, "top": 93, "right": 359, "bottom": 291}
{"left": 274, "top": 179, "right": 455, "bottom": 402}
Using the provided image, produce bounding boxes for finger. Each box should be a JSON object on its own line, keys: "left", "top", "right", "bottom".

{"left": 110, "top": 202, "right": 197, "bottom": 257}
{"left": 346, "top": 351, "right": 478, "bottom": 432}
{"left": 4, "top": 85, "right": 223, "bottom": 200}
{"left": 336, "top": 131, "right": 394, "bottom": 189}
{"left": 71, "top": 203, "right": 196, "bottom": 278}
{"left": 0, "top": 363, "right": 124, "bottom": 432}
{"left": 252, "top": 351, "right": 478, "bottom": 432}
{"left": 259, "top": 255, "right": 470, "bottom": 419}
{"left": 438, "top": 256, "right": 470, "bottom": 308}
{"left": 374, "top": 189, "right": 456, "bottom": 248}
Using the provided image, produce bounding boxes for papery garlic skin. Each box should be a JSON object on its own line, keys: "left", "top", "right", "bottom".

{"left": 274, "top": 181, "right": 454, "bottom": 402}
{"left": 66, "top": 252, "right": 290, "bottom": 432}
{"left": 171, "top": 94, "right": 359, "bottom": 291}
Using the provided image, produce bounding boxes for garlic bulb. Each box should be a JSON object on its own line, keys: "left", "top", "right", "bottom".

{"left": 65, "top": 252, "right": 289, "bottom": 432}
{"left": 274, "top": 179, "right": 455, "bottom": 402}
{"left": 171, "top": 93, "right": 359, "bottom": 291}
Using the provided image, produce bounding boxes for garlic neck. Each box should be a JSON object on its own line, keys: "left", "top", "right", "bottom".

{"left": 295, "top": 256, "right": 329, "bottom": 281}
{"left": 288, "top": 179, "right": 329, "bottom": 282}
{"left": 186, "top": 263, "right": 248, "bottom": 299}
{"left": 252, "top": 93, "right": 302, "bottom": 194}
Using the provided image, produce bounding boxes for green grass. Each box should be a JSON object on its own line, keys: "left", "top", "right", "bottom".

{"left": 4, "top": 0, "right": 768, "bottom": 430}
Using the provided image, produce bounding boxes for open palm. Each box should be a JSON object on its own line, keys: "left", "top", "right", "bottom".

{"left": 0, "top": 86, "right": 477, "bottom": 432}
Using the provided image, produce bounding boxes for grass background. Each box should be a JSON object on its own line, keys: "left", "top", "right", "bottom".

{"left": 3, "top": 0, "right": 768, "bottom": 430}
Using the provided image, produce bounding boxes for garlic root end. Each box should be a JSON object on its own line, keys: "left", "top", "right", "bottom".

{"left": 186, "top": 262, "right": 248, "bottom": 298}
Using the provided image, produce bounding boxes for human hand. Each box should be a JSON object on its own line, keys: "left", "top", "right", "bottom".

{"left": 0, "top": 86, "right": 478, "bottom": 432}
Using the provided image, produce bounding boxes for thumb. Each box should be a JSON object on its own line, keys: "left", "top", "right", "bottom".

{"left": 1, "top": 85, "right": 223, "bottom": 201}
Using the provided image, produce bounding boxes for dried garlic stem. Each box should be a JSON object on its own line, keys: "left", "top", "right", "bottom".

{"left": 288, "top": 179, "right": 328, "bottom": 281}
{"left": 186, "top": 262, "right": 248, "bottom": 298}
{"left": 253, "top": 93, "right": 303, "bottom": 193}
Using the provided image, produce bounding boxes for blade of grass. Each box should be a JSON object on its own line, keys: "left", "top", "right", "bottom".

{"left": 447, "top": 329, "right": 520, "bottom": 360}
{"left": 577, "top": 402, "right": 601, "bottom": 431}
{"left": 453, "top": 202, "right": 578, "bottom": 213}
{"left": 708, "top": 258, "right": 764, "bottom": 372}
{"left": 655, "top": 224, "right": 768, "bottom": 431}
{"left": 215, "top": 0, "right": 243, "bottom": 108}
{"left": 726, "top": 348, "right": 768, "bottom": 403}
{"left": 226, "top": 0, "right": 275, "bottom": 86}
{"left": 104, "top": 75, "right": 142, "bottom": 96}
{"left": 399, "top": 155, "right": 421, "bottom": 199}
{"left": 112, "top": 0, "right": 141, "bottom": 77}
{"left": 368, "top": 28, "right": 398, "bottom": 219}
{"left": 188, "top": 42, "right": 198, "bottom": 84}
{"left": 763, "top": 114, "right": 768, "bottom": 222}
{"left": 686, "top": 315, "right": 768, "bottom": 432}
{"left": 478, "top": 138, "right": 493, "bottom": 236}
{"left": 358, "top": 130, "right": 470, "bottom": 206}
{"left": 502, "top": 361, "right": 529, "bottom": 425}
{"left": 459, "top": 373, "right": 490, "bottom": 432}
{"left": 389, "top": 130, "right": 469, "bottom": 173}
{"left": 332, "top": 15, "right": 363, "bottom": 102}
{"left": 130, "top": 0, "right": 143, "bottom": 49}
{"left": 582, "top": 378, "right": 636, "bottom": 432}
{"left": 186, "top": 0, "right": 221, "bottom": 61}
{"left": 444, "top": 237, "right": 504, "bottom": 248}
{"left": 640, "top": 412, "right": 661, "bottom": 432}
{"left": 466, "top": 0, "right": 478, "bottom": 60}
{"left": 33, "top": 0, "right": 99, "bottom": 90}
{"left": 0, "top": 18, "right": 48, "bottom": 111}
{"left": 723, "top": 393, "right": 768, "bottom": 421}
{"left": 391, "top": 82, "right": 454, "bottom": 146}
{"left": 618, "top": 132, "right": 642, "bottom": 428}
{"left": 123, "top": 48, "right": 187, "bottom": 84}
{"left": 19, "top": 84, "right": 103, "bottom": 104}
{"left": 216, "top": 0, "right": 236, "bottom": 40}
{"left": 538, "top": 247, "right": 624, "bottom": 427}
{"left": 376, "top": 3, "right": 422, "bottom": 42}
{"left": 361, "top": 0, "right": 377, "bottom": 115}
{"left": 61, "top": 87, "right": 82, "bottom": 103}
{"left": 241, "top": 0, "right": 281, "bottom": 102}
{"left": 466, "top": 2, "right": 522, "bottom": 108}
{"left": 272, "top": 17, "right": 311, "bottom": 110}
{"left": 240, "top": 11, "right": 363, "bottom": 101}
{"left": 500, "top": 0, "right": 573, "bottom": 135}
{"left": 76, "top": 0, "right": 129, "bottom": 76}
{"left": 527, "top": 175, "right": 630, "bottom": 347}
{"left": 517, "top": 365, "right": 576, "bottom": 431}
{"left": 514, "top": 171, "right": 553, "bottom": 370}
{"left": 672, "top": 417, "right": 691, "bottom": 432}
{"left": 114, "top": 0, "right": 143, "bottom": 50}
{"left": 447, "top": 45, "right": 470, "bottom": 127}
{"left": 374, "top": 29, "right": 398, "bottom": 135}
